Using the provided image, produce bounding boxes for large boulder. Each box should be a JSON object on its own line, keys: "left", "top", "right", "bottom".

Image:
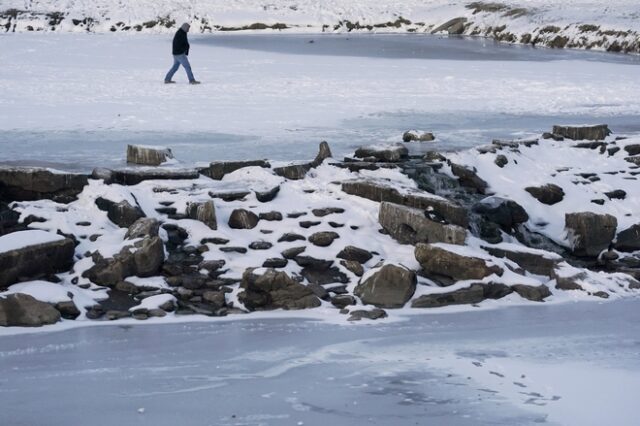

{"left": 124, "top": 218, "right": 160, "bottom": 240}
{"left": 354, "top": 264, "right": 417, "bottom": 308}
{"left": 565, "top": 212, "right": 617, "bottom": 257}
{"left": 354, "top": 144, "right": 408, "bottom": 162}
{"left": 525, "top": 184, "right": 565, "bottom": 205}
{"left": 95, "top": 197, "right": 145, "bottom": 228}
{"left": 341, "top": 179, "right": 468, "bottom": 227}
{"left": 472, "top": 197, "right": 529, "bottom": 230}
{"left": 415, "top": 243, "right": 504, "bottom": 283}
{"left": 126, "top": 145, "right": 174, "bottom": 166}
{"left": 0, "top": 231, "right": 75, "bottom": 288}
{"left": 552, "top": 124, "right": 611, "bottom": 141}
{"left": 0, "top": 167, "right": 88, "bottom": 203}
{"left": 482, "top": 244, "right": 561, "bottom": 276}
{"left": 0, "top": 202, "right": 24, "bottom": 236}
{"left": 615, "top": 224, "right": 640, "bottom": 252}
{"left": 238, "top": 269, "right": 321, "bottom": 311}
{"left": 379, "top": 202, "right": 466, "bottom": 245}
{"left": 228, "top": 209, "right": 259, "bottom": 229}
{"left": 336, "top": 246, "right": 373, "bottom": 264}
{"left": 0, "top": 293, "right": 61, "bottom": 327}
{"left": 186, "top": 200, "right": 217, "bottom": 230}
{"left": 412, "top": 282, "right": 512, "bottom": 308}
{"left": 199, "top": 160, "right": 270, "bottom": 180}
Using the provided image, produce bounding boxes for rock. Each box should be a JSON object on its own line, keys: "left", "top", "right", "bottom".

{"left": 482, "top": 246, "right": 560, "bottom": 276}
{"left": 282, "top": 246, "right": 306, "bottom": 259}
{"left": 354, "top": 264, "right": 417, "bottom": 308}
{"left": 255, "top": 186, "right": 280, "bottom": 202}
{"left": 431, "top": 17, "right": 467, "bottom": 34}
{"left": 95, "top": 197, "right": 145, "bottom": 228}
{"left": 415, "top": 244, "right": 504, "bottom": 283}
{"left": 308, "top": 231, "right": 340, "bottom": 247}
{"left": 126, "top": 144, "right": 174, "bottom": 166}
{"left": 258, "top": 211, "right": 283, "bottom": 221}
{"left": 624, "top": 144, "right": 640, "bottom": 156}
{"left": 273, "top": 142, "right": 332, "bottom": 180}
{"left": 494, "top": 155, "right": 508, "bottom": 168}
{"left": 331, "top": 294, "right": 356, "bottom": 309}
{"left": 511, "top": 284, "right": 552, "bottom": 302}
{"left": 336, "top": 246, "right": 373, "bottom": 264}
{"left": 341, "top": 179, "right": 468, "bottom": 227}
{"left": 238, "top": 269, "right": 321, "bottom": 311}
{"left": 615, "top": 224, "right": 640, "bottom": 252}
{"left": 0, "top": 232, "right": 75, "bottom": 288}
{"left": 565, "top": 212, "right": 617, "bottom": 257}
{"left": 0, "top": 293, "right": 61, "bottom": 326}
{"left": 104, "top": 168, "right": 200, "bottom": 186}
{"left": 299, "top": 221, "right": 321, "bottom": 229}
{"left": 555, "top": 272, "right": 586, "bottom": 291}
{"left": 472, "top": 197, "right": 529, "bottom": 231}
{"left": 115, "top": 280, "right": 140, "bottom": 294}
{"left": 525, "top": 184, "right": 565, "bottom": 205}
{"left": 403, "top": 131, "right": 435, "bottom": 142}
{"left": 219, "top": 246, "right": 247, "bottom": 254}
{"left": 202, "top": 291, "right": 226, "bottom": 309}
{"left": 262, "top": 258, "right": 288, "bottom": 268}
{"left": 412, "top": 283, "right": 512, "bottom": 308}
{"left": 159, "top": 299, "right": 176, "bottom": 312}
{"left": 312, "top": 207, "right": 345, "bottom": 217}
{"left": 312, "top": 141, "right": 333, "bottom": 167}
{"left": 450, "top": 163, "right": 488, "bottom": 194}
{"left": 625, "top": 156, "right": 640, "bottom": 166}
{"left": 199, "top": 260, "right": 226, "bottom": 274}
{"left": 354, "top": 144, "right": 408, "bottom": 162}
{"left": 186, "top": 200, "right": 217, "bottom": 230}
{"left": 307, "top": 283, "right": 330, "bottom": 300}
{"left": 379, "top": 202, "right": 467, "bottom": 245}
{"left": 55, "top": 300, "right": 81, "bottom": 319}
{"left": 124, "top": 218, "right": 160, "bottom": 240}
{"left": 249, "top": 241, "right": 273, "bottom": 250}
{"left": 605, "top": 189, "right": 626, "bottom": 200}
{"left": 228, "top": 209, "right": 259, "bottom": 229}
{"left": 340, "top": 260, "right": 364, "bottom": 277}
{"left": 278, "top": 233, "right": 306, "bottom": 243}
{"left": 0, "top": 167, "right": 88, "bottom": 203}
{"left": 200, "top": 160, "right": 270, "bottom": 180}
{"left": 552, "top": 124, "right": 611, "bottom": 141}
{"left": 148, "top": 309, "right": 167, "bottom": 318}
{"left": 0, "top": 202, "right": 23, "bottom": 236}
{"left": 200, "top": 237, "right": 229, "bottom": 246}
{"left": 209, "top": 190, "right": 250, "bottom": 202}
{"left": 348, "top": 308, "right": 388, "bottom": 321}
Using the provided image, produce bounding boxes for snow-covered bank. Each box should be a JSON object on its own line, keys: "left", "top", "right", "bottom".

{"left": 2, "top": 0, "right": 640, "bottom": 53}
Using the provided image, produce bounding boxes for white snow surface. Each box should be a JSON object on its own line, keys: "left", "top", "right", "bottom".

{"left": 0, "top": 230, "right": 64, "bottom": 254}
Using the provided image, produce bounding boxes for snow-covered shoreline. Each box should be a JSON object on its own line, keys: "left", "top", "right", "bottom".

{"left": 2, "top": 0, "right": 640, "bottom": 53}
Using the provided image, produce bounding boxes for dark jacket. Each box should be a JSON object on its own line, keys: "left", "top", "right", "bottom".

{"left": 172, "top": 28, "right": 190, "bottom": 55}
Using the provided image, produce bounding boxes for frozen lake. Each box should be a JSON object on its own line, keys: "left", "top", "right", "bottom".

{"left": 1, "top": 33, "right": 640, "bottom": 171}
{"left": 1, "top": 300, "right": 639, "bottom": 425}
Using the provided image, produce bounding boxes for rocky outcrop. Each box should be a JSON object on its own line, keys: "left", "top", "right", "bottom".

{"left": 186, "top": 200, "right": 217, "bottom": 230}
{"left": 0, "top": 167, "right": 88, "bottom": 203}
{"left": 126, "top": 145, "right": 174, "bottom": 166}
{"left": 565, "top": 212, "right": 617, "bottom": 257}
{"left": 200, "top": 160, "right": 270, "bottom": 180}
{"left": 415, "top": 244, "right": 503, "bottom": 283}
{"left": 615, "top": 224, "right": 640, "bottom": 252}
{"left": 238, "top": 268, "right": 321, "bottom": 311}
{"left": 379, "top": 202, "right": 467, "bottom": 245}
{"left": 341, "top": 179, "right": 468, "bottom": 227}
{"left": 412, "top": 282, "right": 512, "bottom": 308}
{"left": 0, "top": 293, "right": 61, "bottom": 327}
{"left": 0, "top": 231, "right": 75, "bottom": 288}
{"left": 95, "top": 197, "right": 145, "bottom": 228}
{"left": 354, "top": 144, "right": 408, "bottom": 162}
{"left": 552, "top": 124, "right": 611, "bottom": 141}
{"left": 354, "top": 264, "right": 416, "bottom": 308}
{"left": 525, "top": 184, "right": 565, "bottom": 205}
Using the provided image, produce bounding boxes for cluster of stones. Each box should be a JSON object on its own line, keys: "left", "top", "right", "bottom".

{"left": 1, "top": 127, "right": 640, "bottom": 327}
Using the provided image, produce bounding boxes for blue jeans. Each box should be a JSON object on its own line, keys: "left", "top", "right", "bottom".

{"left": 165, "top": 54, "right": 195, "bottom": 82}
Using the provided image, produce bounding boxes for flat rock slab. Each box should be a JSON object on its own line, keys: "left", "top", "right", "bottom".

{"left": 94, "top": 168, "right": 199, "bottom": 185}
{"left": 0, "top": 167, "right": 88, "bottom": 203}
{"left": 200, "top": 160, "right": 270, "bottom": 180}
{"left": 126, "top": 145, "right": 174, "bottom": 166}
{"left": 552, "top": 124, "right": 611, "bottom": 141}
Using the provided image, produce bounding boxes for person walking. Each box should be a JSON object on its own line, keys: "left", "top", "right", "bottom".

{"left": 164, "top": 23, "right": 201, "bottom": 84}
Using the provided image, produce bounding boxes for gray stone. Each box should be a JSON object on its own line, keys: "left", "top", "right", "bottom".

{"left": 186, "top": 200, "right": 217, "bottom": 230}
{"left": 0, "top": 235, "right": 75, "bottom": 288}
{"left": 55, "top": 300, "right": 81, "bottom": 319}
{"left": 450, "top": 163, "right": 489, "bottom": 194}
{"left": 347, "top": 308, "right": 387, "bottom": 321}
{"left": 482, "top": 246, "right": 560, "bottom": 276}
{"left": 126, "top": 145, "right": 174, "bottom": 166}
{"left": 105, "top": 168, "right": 200, "bottom": 186}
{"left": 255, "top": 186, "right": 280, "bottom": 202}
{"left": 331, "top": 294, "right": 356, "bottom": 309}
{"left": 273, "top": 142, "right": 332, "bottom": 180}
{"left": 0, "top": 167, "right": 88, "bottom": 203}
{"left": 262, "top": 258, "right": 288, "bottom": 268}
{"left": 342, "top": 180, "right": 468, "bottom": 227}
{"left": 125, "top": 218, "right": 160, "bottom": 240}
{"left": 238, "top": 269, "right": 321, "bottom": 311}
{"left": 228, "top": 209, "right": 259, "bottom": 229}
{"left": 354, "top": 144, "right": 408, "bottom": 162}
{"left": 565, "top": 212, "right": 617, "bottom": 257}
{"left": 511, "top": 284, "right": 552, "bottom": 302}
{"left": 0, "top": 293, "right": 61, "bottom": 327}
{"left": 525, "top": 184, "right": 565, "bottom": 205}
{"left": 336, "top": 246, "right": 373, "bottom": 264}
{"left": 415, "top": 243, "right": 504, "bottom": 283}
{"left": 340, "top": 260, "right": 364, "bottom": 277}
{"left": 200, "top": 160, "right": 270, "bottom": 180}
{"left": 472, "top": 197, "right": 529, "bottom": 230}
{"left": 258, "top": 211, "right": 283, "bottom": 221}
{"left": 312, "top": 207, "right": 345, "bottom": 217}
{"left": 95, "top": 197, "right": 145, "bottom": 228}
{"left": 552, "top": 124, "right": 611, "bottom": 141}
{"left": 354, "top": 264, "right": 417, "bottom": 309}
{"left": 412, "top": 282, "right": 512, "bottom": 308}
{"left": 308, "top": 231, "right": 340, "bottom": 247}
{"left": 249, "top": 241, "right": 273, "bottom": 250}
{"left": 278, "top": 233, "right": 306, "bottom": 243}
{"left": 615, "top": 224, "right": 640, "bottom": 252}
{"left": 495, "top": 155, "right": 508, "bottom": 168}
{"left": 282, "top": 246, "right": 306, "bottom": 259}
{"left": 403, "top": 131, "right": 435, "bottom": 142}
{"left": 379, "top": 202, "right": 467, "bottom": 246}
{"left": 431, "top": 17, "right": 467, "bottom": 34}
